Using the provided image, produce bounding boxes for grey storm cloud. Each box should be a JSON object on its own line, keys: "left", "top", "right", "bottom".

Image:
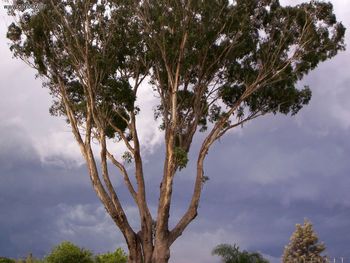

{"left": 198, "top": 114, "right": 350, "bottom": 257}
{"left": 0, "top": 122, "right": 128, "bottom": 258}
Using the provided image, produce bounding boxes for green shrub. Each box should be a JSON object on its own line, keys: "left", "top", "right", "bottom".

{"left": 95, "top": 248, "right": 127, "bottom": 263}
{"left": 0, "top": 257, "right": 15, "bottom": 263}
{"left": 44, "top": 241, "right": 94, "bottom": 263}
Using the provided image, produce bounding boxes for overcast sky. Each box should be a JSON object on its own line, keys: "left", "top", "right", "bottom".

{"left": 0, "top": 1, "right": 350, "bottom": 262}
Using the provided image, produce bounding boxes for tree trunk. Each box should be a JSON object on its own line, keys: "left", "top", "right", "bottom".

{"left": 127, "top": 237, "right": 144, "bottom": 263}
{"left": 152, "top": 241, "right": 170, "bottom": 263}
{"left": 126, "top": 240, "right": 171, "bottom": 263}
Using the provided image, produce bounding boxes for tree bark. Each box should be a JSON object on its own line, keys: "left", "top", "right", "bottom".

{"left": 124, "top": 236, "right": 172, "bottom": 263}
{"left": 127, "top": 235, "right": 143, "bottom": 263}
{"left": 152, "top": 239, "right": 170, "bottom": 263}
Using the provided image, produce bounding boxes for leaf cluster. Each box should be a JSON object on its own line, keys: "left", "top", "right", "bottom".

{"left": 139, "top": 0, "right": 345, "bottom": 158}
{"left": 95, "top": 248, "right": 127, "bottom": 263}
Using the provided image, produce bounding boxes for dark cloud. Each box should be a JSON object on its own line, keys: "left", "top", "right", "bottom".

{"left": 0, "top": 122, "right": 127, "bottom": 258}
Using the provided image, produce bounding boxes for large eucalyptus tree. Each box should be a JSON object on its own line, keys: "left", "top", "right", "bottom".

{"left": 6, "top": 0, "right": 345, "bottom": 262}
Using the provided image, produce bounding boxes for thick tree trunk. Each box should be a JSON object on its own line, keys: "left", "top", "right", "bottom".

{"left": 127, "top": 237, "right": 144, "bottom": 263}
{"left": 152, "top": 241, "right": 170, "bottom": 263}
{"left": 126, "top": 240, "right": 171, "bottom": 263}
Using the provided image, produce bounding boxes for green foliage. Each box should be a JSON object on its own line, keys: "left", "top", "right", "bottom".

{"left": 173, "top": 147, "right": 189, "bottom": 170}
{"left": 7, "top": 0, "right": 140, "bottom": 140}
{"left": 212, "top": 244, "right": 269, "bottom": 263}
{"left": 0, "top": 257, "right": 15, "bottom": 263}
{"left": 95, "top": 248, "right": 127, "bottom": 263}
{"left": 283, "top": 220, "right": 327, "bottom": 263}
{"left": 0, "top": 243, "right": 127, "bottom": 263}
{"left": 0, "top": 254, "right": 42, "bottom": 263}
{"left": 7, "top": 1, "right": 346, "bottom": 147}
{"left": 122, "top": 151, "right": 133, "bottom": 164}
{"left": 44, "top": 241, "right": 94, "bottom": 263}
{"left": 144, "top": 0, "right": 345, "bottom": 129}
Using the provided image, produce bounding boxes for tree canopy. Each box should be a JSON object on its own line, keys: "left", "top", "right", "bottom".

{"left": 7, "top": 0, "right": 345, "bottom": 262}
{"left": 7, "top": 0, "right": 345, "bottom": 143}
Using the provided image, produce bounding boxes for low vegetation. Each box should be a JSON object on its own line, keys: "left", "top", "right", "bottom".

{"left": 0, "top": 241, "right": 127, "bottom": 263}
{"left": 1, "top": 220, "right": 326, "bottom": 263}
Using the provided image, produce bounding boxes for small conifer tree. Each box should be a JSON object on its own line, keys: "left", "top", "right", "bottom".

{"left": 283, "top": 220, "right": 326, "bottom": 263}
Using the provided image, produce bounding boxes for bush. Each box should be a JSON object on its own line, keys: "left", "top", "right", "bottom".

{"left": 1, "top": 254, "right": 42, "bottom": 263}
{"left": 0, "top": 257, "right": 15, "bottom": 263}
{"left": 44, "top": 241, "right": 94, "bottom": 263}
{"left": 95, "top": 248, "right": 127, "bottom": 263}
{"left": 0, "top": 242, "right": 127, "bottom": 263}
